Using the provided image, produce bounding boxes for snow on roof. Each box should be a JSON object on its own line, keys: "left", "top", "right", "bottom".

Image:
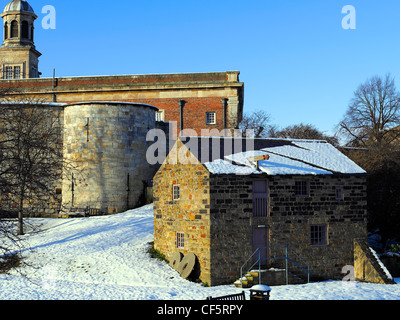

{"left": 203, "top": 158, "right": 261, "bottom": 175}
{"left": 203, "top": 139, "right": 366, "bottom": 175}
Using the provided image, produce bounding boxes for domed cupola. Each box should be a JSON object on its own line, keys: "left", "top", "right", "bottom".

{"left": 4, "top": 0, "right": 35, "bottom": 14}
{"left": 1, "top": 0, "right": 37, "bottom": 47}
{"left": 0, "top": 0, "right": 41, "bottom": 79}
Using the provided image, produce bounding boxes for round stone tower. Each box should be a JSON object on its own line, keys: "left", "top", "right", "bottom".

{"left": 62, "top": 102, "right": 158, "bottom": 214}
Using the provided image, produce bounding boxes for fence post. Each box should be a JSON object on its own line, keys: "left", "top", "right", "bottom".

{"left": 285, "top": 246, "right": 288, "bottom": 285}
{"left": 258, "top": 248, "right": 261, "bottom": 284}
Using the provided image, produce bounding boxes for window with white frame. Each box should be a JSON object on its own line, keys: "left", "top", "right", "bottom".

{"left": 4, "top": 66, "right": 13, "bottom": 79}
{"left": 310, "top": 225, "right": 328, "bottom": 246}
{"left": 176, "top": 232, "right": 185, "bottom": 249}
{"left": 172, "top": 184, "right": 180, "bottom": 200}
{"left": 206, "top": 112, "right": 216, "bottom": 125}
{"left": 155, "top": 110, "right": 165, "bottom": 122}
{"left": 14, "top": 66, "right": 21, "bottom": 79}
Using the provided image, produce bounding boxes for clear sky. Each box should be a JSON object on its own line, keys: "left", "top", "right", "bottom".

{"left": 20, "top": 0, "right": 400, "bottom": 136}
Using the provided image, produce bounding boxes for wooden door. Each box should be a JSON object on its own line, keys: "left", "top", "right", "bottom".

{"left": 252, "top": 227, "right": 269, "bottom": 264}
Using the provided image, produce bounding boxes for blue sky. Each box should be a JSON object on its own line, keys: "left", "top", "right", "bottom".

{"left": 20, "top": 0, "right": 400, "bottom": 135}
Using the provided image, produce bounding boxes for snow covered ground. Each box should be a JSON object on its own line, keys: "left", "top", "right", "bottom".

{"left": 1, "top": 204, "right": 399, "bottom": 300}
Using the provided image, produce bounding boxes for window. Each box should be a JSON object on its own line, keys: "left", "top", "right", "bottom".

{"left": 10, "top": 20, "right": 18, "bottom": 38}
{"left": 206, "top": 112, "right": 216, "bottom": 125}
{"left": 172, "top": 184, "right": 180, "bottom": 200}
{"left": 14, "top": 66, "right": 21, "bottom": 79}
{"left": 253, "top": 180, "right": 268, "bottom": 217}
{"left": 155, "top": 110, "right": 165, "bottom": 122}
{"left": 295, "top": 180, "right": 309, "bottom": 197}
{"left": 4, "top": 66, "right": 13, "bottom": 79}
{"left": 176, "top": 232, "right": 184, "bottom": 249}
{"left": 4, "top": 22, "right": 8, "bottom": 40}
{"left": 21, "top": 21, "right": 29, "bottom": 39}
{"left": 335, "top": 188, "right": 343, "bottom": 201}
{"left": 310, "top": 225, "right": 328, "bottom": 246}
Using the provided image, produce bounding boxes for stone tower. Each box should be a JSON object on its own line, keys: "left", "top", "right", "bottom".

{"left": 0, "top": 0, "right": 41, "bottom": 79}
{"left": 62, "top": 102, "right": 159, "bottom": 214}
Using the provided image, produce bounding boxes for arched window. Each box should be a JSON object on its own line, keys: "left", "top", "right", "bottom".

{"left": 10, "top": 20, "right": 18, "bottom": 38}
{"left": 4, "top": 22, "right": 8, "bottom": 40}
{"left": 30, "top": 26, "right": 34, "bottom": 41}
{"left": 21, "top": 21, "right": 29, "bottom": 39}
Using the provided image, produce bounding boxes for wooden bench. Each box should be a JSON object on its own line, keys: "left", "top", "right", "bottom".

{"left": 206, "top": 291, "right": 246, "bottom": 300}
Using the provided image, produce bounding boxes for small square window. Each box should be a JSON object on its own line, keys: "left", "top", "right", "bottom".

{"left": 172, "top": 184, "right": 180, "bottom": 200}
{"left": 335, "top": 188, "right": 343, "bottom": 201}
{"left": 176, "top": 232, "right": 184, "bottom": 249}
{"left": 295, "top": 181, "right": 309, "bottom": 197}
{"left": 310, "top": 225, "right": 328, "bottom": 246}
{"left": 206, "top": 112, "right": 216, "bottom": 125}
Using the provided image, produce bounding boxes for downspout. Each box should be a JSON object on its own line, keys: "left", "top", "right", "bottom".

{"left": 179, "top": 100, "right": 185, "bottom": 135}
{"left": 52, "top": 68, "right": 57, "bottom": 102}
{"left": 222, "top": 98, "right": 228, "bottom": 130}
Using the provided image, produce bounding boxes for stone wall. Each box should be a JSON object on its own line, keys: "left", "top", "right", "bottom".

{"left": 209, "top": 174, "right": 253, "bottom": 285}
{"left": 153, "top": 140, "right": 212, "bottom": 284}
{"left": 205, "top": 173, "right": 368, "bottom": 285}
{"left": 265, "top": 174, "right": 367, "bottom": 280}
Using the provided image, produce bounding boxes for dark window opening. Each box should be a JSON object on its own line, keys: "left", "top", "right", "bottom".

{"left": 21, "top": 21, "right": 29, "bottom": 39}
{"left": 10, "top": 20, "right": 18, "bottom": 38}
{"left": 295, "top": 180, "right": 309, "bottom": 197}
{"left": 310, "top": 225, "right": 328, "bottom": 246}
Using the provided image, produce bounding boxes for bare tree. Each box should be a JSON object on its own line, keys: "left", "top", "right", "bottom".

{"left": 338, "top": 74, "right": 400, "bottom": 148}
{"left": 238, "top": 109, "right": 274, "bottom": 138}
{"left": 337, "top": 74, "right": 400, "bottom": 243}
{"left": 0, "top": 100, "right": 67, "bottom": 235}
{"left": 272, "top": 123, "right": 339, "bottom": 146}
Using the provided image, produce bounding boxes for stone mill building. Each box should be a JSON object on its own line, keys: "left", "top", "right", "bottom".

{"left": 153, "top": 137, "right": 394, "bottom": 286}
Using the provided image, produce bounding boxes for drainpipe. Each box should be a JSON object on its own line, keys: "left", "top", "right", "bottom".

{"left": 222, "top": 98, "right": 228, "bottom": 130}
{"left": 52, "top": 68, "right": 57, "bottom": 102}
{"left": 179, "top": 100, "right": 185, "bottom": 134}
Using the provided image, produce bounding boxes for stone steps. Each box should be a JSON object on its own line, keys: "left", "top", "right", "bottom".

{"left": 234, "top": 269, "right": 307, "bottom": 287}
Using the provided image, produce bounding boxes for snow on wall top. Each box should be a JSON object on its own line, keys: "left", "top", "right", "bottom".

{"left": 203, "top": 139, "right": 366, "bottom": 175}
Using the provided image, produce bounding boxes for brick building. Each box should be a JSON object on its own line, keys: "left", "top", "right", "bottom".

{"left": 0, "top": 2, "right": 244, "bottom": 135}
{"left": 153, "top": 137, "right": 388, "bottom": 286}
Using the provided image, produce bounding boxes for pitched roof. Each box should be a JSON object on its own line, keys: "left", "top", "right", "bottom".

{"left": 176, "top": 136, "right": 366, "bottom": 175}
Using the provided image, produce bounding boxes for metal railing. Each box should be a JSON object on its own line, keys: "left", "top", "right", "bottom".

{"left": 240, "top": 245, "right": 310, "bottom": 285}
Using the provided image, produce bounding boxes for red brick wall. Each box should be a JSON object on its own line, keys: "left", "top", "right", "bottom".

{"left": 125, "top": 97, "right": 227, "bottom": 136}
